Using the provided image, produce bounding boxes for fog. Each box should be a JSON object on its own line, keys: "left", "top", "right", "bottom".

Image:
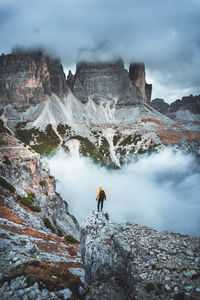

{"left": 1, "top": 0, "right": 200, "bottom": 101}
{"left": 46, "top": 148, "right": 200, "bottom": 236}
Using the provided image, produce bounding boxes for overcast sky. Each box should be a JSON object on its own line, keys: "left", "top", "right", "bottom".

{"left": 0, "top": 0, "right": 200, "bottom": 102}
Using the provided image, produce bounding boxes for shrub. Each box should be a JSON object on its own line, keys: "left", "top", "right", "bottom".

{"left": 55, "top": 191, "right": 61, "bottom": 197}
{"left": 0, "top": 177, "right": 16, "bottom": 193}
{"left": 30, "top": 205, "right": 41, "bottom": 212}
{"left": 64, "top": 235, "right": 79, "bottom": 244}
{"left": 39, "top": 180, "right": 45, "bottom": 187}
{"left": 57, "top": 229, "right": 63, "bottom": 237}
{"left": 21, "top": 194, "right": 41, "bottom": 212}
{"left": 138, "top": 148, "right": 146, "bottom": 155}
{"left": 2, "top": 155, "right": 12, "bottom": 165}
{"left": 17, "top": 195, "right": 22, "bottom": 200}
{"left": 21, "top": 198, "right": 33, "bottom": 207}
{"left": 28, "top": 192, "right": 35, "bottom": 198}
{"left": 43, "top": 218, "right": 56, "bottom": 233}
{"left": 119, "top": 135, "right": 132, "bottom": 146}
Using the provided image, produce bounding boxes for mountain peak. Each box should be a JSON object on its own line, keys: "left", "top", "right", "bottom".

{"left": 67, "top": 59, "right": 152, "bottom": 105}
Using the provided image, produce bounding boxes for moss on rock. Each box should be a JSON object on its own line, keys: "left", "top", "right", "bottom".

{"left": 43, "top": 218, "right": 56, "bottom": 234}
{"left": 0, "top": 177, "right": 16, "bottom": 193}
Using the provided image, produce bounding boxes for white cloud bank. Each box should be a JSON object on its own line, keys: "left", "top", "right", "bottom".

{"left": 46, "top": 148, "right": 200, "bottom": 236}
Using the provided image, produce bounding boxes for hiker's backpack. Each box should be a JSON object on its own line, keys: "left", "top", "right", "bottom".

{"left": 99, "top": 190, "right": 105, "bottom": 200}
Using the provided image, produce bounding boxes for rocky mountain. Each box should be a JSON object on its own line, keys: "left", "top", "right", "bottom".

{"left": 151, "top": 95, "right": 200, "bottom": 132}
{"left": 67, "top": 60, "right": 151, "bottom": 105}
{"left": 0, "top": 49, "right": 68, "bottom": 107}
{"left": 0, "top": 50, "right": 200, "bottom": 167}
{"left": 0, "top": 128, "right": 86, "bottom": 299}
{"left": 81, "top": 212, "right": 200, "bottom": 300}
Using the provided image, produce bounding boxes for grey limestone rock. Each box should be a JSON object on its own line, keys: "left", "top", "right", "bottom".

{"left": 67, "top": 59, "right": 152, "bottom": 107}
{"left": 81, "top": 212, "right": 200, "bottom": 300}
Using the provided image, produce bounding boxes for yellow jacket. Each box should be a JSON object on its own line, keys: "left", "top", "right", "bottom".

{"left": 96, "top": 187, "right": 107, "bottom": 200}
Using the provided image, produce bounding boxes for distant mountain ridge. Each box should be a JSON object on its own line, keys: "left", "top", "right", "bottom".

{"left": 151, "top": 95, "right": 200, "bottom": 132}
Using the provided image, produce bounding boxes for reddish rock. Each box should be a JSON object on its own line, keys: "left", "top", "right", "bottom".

{"left": 0, "top": 50, "right": 68, "bottom": 107}
{"left": 129, "top": 63, "right": 152, "bottom": 103}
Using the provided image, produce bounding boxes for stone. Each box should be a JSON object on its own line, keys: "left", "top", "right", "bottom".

{"left": 165, "top": 285, "right": 171, "bottom": 291}
{"left": 58, "top": 289, "right": 72, "bottom": 299}
{"left": 165, "top": 276, "right": 170, "bottom": 281}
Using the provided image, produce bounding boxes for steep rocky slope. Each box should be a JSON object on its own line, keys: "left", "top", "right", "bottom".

{"left": 0, "top": 130, "right": 86, "bottom": 299}
{"left": 151, "top": 96, "right": 200, "bottom": 132}
{"left": 81, "top": 212, "right": 200, "bottom": 300}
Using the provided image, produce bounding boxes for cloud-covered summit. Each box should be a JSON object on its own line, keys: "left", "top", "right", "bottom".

{"left": 0, "top": 0, "right": 200, "bottom": 102}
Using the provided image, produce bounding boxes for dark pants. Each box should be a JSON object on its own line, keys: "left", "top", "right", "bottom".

{"left": 97, "top": 198, "right": 104, "bottom": 211}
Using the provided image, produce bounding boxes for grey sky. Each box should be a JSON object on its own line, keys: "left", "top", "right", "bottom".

{"left": 0, "top": 0, "right": 200, "bottom": 102}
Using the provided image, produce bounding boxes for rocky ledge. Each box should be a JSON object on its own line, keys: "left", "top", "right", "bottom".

{"left": 81, "top": 212, "right": 200, "bottom": 300}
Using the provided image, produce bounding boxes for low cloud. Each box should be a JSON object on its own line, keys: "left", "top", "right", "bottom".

{"left": 0, "top": 0, "right": 200, "bottom": 101}
{"left": 46, "top": 148, "right": 200, "bottom": 236}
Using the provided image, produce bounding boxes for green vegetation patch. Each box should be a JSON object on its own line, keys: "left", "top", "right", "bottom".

{"left": 113, "top": 133, "right": 121, "bottom": 146}
{"left": 133, "top": 134, "right": 142, "bottom": 145}
{"left": 70, "top": 135, "right": 109, "bottom": 164}
{"left": 64, "top": 235, "right": 79, "bottom": 244}
{"left": 20, "top": 193, "right": 41, "bottom": 212}
{"left": 0, "top": 177, "right": 15, "bottom": 193}
{"left": 99, "top": 136, "right": 110, "bottom": 158}
{"left": 2, "top": 155, "right": 12, "bottom": 165}
{"left": 61, "top": 142, "right": 70, "bottom": 153}
{"left": 43, "top": 218, "right": 56, "bottom": 233}
{"left": 39, "top": 180, "right": 46, "bottom": 187}
{"left": 119, "top": 135, "right": 133, "bottom": 146}
{"left": 57, "top": 124, "right": 71, "bottom": 136}
{"left": 16, "top": 124, "right": 60, "bottom": 155}
{"left": 57, "top": 228, "right": 63, "bottom": 237}
{"left": 137, "top": 143, "right": 158, "bottom": 155}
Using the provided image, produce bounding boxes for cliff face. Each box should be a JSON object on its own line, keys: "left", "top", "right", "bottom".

{"left": 67, "top": 60, "right": 152, "bottom": 106}
{"left": 129, "top": 63, "right": 152, "bottom": 103}
{"left": 81, "top": 212, "right": 200, "bottom": 300}
{"left": 0, "top": 50, "right": 68, "bottom": 107}
{"left": 0, "top": 131, "right": 86, "bottom": 299}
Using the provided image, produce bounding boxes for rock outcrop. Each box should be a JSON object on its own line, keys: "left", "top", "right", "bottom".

{"left": 129, "top": 63, "right": 152, "bottom": 103}
{"left": 150, "top": 98, "right": 170, "bottom": 115}
{"left": 81, "top": 212, "right": 200, "bottom": 300}
{"left": 0, "top": 132, "right": 86, "bottom": 299}
{"left": 151, "top": 95, "right": 200, "bottom": 132}
{"left": 0, "top": 50, "right": 68, "bottom": 107}
{"left": 67, "top": 60, "right": 152, "bottom": 106}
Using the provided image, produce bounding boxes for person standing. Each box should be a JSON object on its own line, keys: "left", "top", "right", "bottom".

{"left": 96, "top": 187, "right": 107, "bottom": 212}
